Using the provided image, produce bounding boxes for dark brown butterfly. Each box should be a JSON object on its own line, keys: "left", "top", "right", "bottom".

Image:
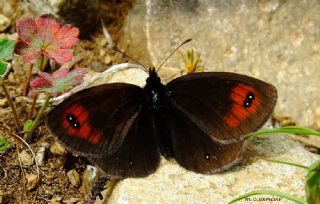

{"left": 46, "top": 66, "right": 277, "bottom": 178}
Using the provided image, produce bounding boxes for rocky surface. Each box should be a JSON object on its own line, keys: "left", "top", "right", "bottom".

{"left": 74, "top": 64, "right": 319, "bottom": 204}
{"left": 106, "top": 134, "right": 319, "bottom": 204}
{"left": 120, "top": 0, "right": 320, "bottom": 129}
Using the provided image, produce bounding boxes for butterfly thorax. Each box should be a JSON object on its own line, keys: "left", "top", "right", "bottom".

{"left": 144, "top": 68, "right": 166, "bottom": 111}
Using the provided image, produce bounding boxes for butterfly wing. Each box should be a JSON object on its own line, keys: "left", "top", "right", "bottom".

{"left": 161, "top": 72, "right": 277, "bottom": 173}
{"left": 46, "top": 83, "right": 153, "bottom": 156}
{"left": 156, "top": 103, "right": 245, "bottom": 173}
{"left": 166, "top": 72, "right": 277, "bottom": 144}
{"left": 89, "top": 105, "right": 160, "bottom": 178}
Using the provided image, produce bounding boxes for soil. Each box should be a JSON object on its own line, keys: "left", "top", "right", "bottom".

{"left": 0, "top": 1, "right": 133, "bottom": 203}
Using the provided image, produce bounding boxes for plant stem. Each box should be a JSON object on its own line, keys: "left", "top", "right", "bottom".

{"left": 25, "top": 95, "right": 51, "bottom": 139}
{"left": 23, "top": 64, "right": 33, "bottom": 96}
{"left": 39, "top": 55, "right": 45, "bottom": 71}
{"left": 0, "top": 77, "right": 20, "bottom": 129}
{"left": 27, "top": 93, "right": 38, "bottom": 119}
{"left": 268, "top": 159, "right": 309, "bottom": 170}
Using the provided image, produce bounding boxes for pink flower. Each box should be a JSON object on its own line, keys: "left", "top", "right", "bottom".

{"left": 15, "top": 15, "right": 79, "bottom": 64}
{"left": 30, "top": 68, "right": 87, "bottom": 97}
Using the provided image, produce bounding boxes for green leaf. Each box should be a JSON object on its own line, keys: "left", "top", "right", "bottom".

{"left": 268, "top": 159, "right": 308, "bottom": 169}
{"left": 0, "top": 137, "right": 11, "bottom": 153}
{"left": 247, "top": 126, "right": 320, "bottom": 138}
{"left": 306, "top": 160, "right": 320, "bottom": 204}
{"left": 0, "top": 39, "right": 15, "bottom": 61}
{"left": 0, "top": 60, "right": 8, "bottom": 75}
{"left": 23, "top": 119, "right": 34, "bottom": 133}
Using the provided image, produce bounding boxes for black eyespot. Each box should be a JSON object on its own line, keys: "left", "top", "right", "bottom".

{"left": 204, "top": 153, "right": 210, "bottom": 160}
{"left": 243, "top": 92, "right": 255, "bottom": 107}
{"left": 243, "top": 100, "right": 251, "bottom": 107}
{"left": 129, "top": 161, "right": 133, "bottom": 165}
{"left": 246, "top": 92, "right": 254, "bottom": 101}
{"left": 66, "top": 114, "right": 80, "bottom": 128}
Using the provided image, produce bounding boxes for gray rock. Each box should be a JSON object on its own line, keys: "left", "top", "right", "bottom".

{"left": 106, "top": 135, "right": 319, "bottom": 204}
{"left": 81, "top": 165, "right": 99, "bottom": 194}
{"left": 50, "top": 141, "right": 67, "bottom": 156}
{"left": 24, "top": 0, "right": 99, "bottom": 37}
{"left": 19, "top": 150, "right": 34, "bottom": 166}
{"left": 67, "top": 169, "right": 81, "bottom": 187}
{"left": 0, "top": 0, "right": 16, "bottom": 18}
{"left": 25, "top": 173, "right": 39, "bottom": 190}
{"left": 35, "top": 146, "right": 46, "bottom": 166}
{"left": 0, "top": 14, "right": 11, "bottom": 32}
{"left": 0, "top": 190, "right": 3, "bottom": 204}
{"left": 73, "top": 65, "right": 319, "bottom": 204}
{"left": 0, "top": 98, "right": 8, "bottom": 108}
{"left": 120, "top": 0, "right": 320, "bottom": 128}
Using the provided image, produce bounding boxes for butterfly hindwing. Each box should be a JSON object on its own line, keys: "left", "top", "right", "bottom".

{"left": 89, "top": 105, "right": 160, "bottom": 178}
{"left": 157, "top": 102, "right": 245, "bottom": 173}
{"left": 165, "top": 72, "right": 277, "bottom": 144}
{"left": 46, "top": 83, "right": 146, "bottom": 158}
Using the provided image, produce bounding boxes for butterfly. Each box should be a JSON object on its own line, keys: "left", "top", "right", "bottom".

{"left": 46, "top": 64, "right": 277, "bottom": 178}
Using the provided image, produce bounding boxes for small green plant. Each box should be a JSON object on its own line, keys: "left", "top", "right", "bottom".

{"left": 181, "top": 48, "right": 204, "bottom": 74}
{"left": 1, "top": 15, "right": 88, "bottom": 140}
{"left": 15, "top": 15, "right": 79, "bottom": 65}
{"left": 0, "top": 38, "right": 14, "bottom": 72}
{"left": 26, "top": 67, "right": 86, "bottom": 137}
{"left": 13, "top": 15, "right": 88, "bottom": 139}
{"left": 229, "top": 126, "right": 320, "bottom": 204}
{"left": 305, "top": 160, "right": 320, "bottom": 204}
{"left": 0, "top": 38, "right": 20, "bottom": 129}
{"left": 0, "top": 136, "right": 11, "bottom": 153}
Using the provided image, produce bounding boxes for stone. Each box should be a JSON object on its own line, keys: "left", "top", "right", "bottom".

{"left": 0, "top": 0, "right": 16, "bottom": 17}
{"left": 119, "top": 0, "right": 320, "bottom": 128}
{"left": 50, "top": 141, "right": 67, "bottom": 156}
{"left": 67, "top": 169, "right": 81, "bottom": 187}
{"left": 35, "top": 146, "right": 46, "bottom": 166}
{"left": 0, "top": 190, "right": 3, "bottom": 204}
{"left": 103, "top": 54, "right": 112, "bottom": 65}
{"left": 69, "top": 66, "right": 319, "bottom": 203}
{"left": 0, "top": 13, "right": 10, "bottom": 32}
{"left": 62, "top": 197, "right": 79, "bottom": 203}
{"left": 25, "top": 173, "right": 39, "bottom": 190}
{"left": 19, "top": 150, "right": 34, "bottom": 166}
{"left": 49, "top": 196, "right": 62, "bottom": 204}
{"left": 24, "top": 0, "right": 100, "bottom": 37}
{"left": 81, "top": 165, "right": 99, "bottom": 194}
{"left": 106, "top": 134, "right": 319, "bottom": 204}
{"left": 0, "top": 98, "right": 8, "bottom": 107}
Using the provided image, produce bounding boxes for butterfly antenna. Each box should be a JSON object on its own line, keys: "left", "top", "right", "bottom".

{"left": 101, "top": 18, "right": 148, "bottom": 72}
{"left": 156, "top": 38, "right": 192, "bottom": 72}
{"left": 111, "top": 47, "right": 149, "bottom": 72}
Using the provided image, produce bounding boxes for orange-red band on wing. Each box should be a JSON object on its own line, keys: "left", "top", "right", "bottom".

{"left": 62, "top": 104, "right": 102, "bottom": 144}
{"left": 224, "top": 84, "right": 261, "bottom": 128}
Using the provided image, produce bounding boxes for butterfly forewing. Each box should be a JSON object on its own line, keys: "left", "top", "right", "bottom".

{"left": 165, "top": 72, "right": 277, "bottom": 144}
{"left": 46, "top": 83, "right": 146, "bottom": 158}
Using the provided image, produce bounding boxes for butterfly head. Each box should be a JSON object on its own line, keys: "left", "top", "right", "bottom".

{"left": 146, "top": 67, "right": 160, "bottom": 84}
